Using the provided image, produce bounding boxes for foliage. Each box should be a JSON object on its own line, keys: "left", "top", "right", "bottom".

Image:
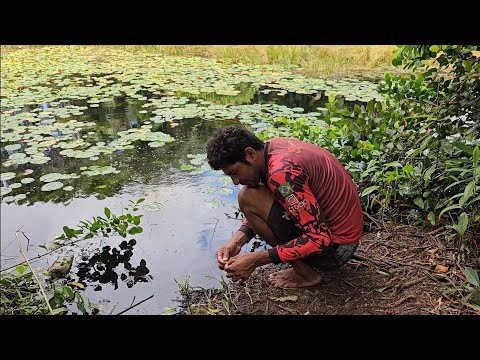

{"left": 2, "top": 198, "right": 146, "bottom": 314}
{"left": 0, "top": 264, "right": 97, "bottom": 315}
{"left": 256, "top": 86, "right": 479, "bottom": 243}
{"left": 41, "top": 198, "right": 145, "bottom": 250}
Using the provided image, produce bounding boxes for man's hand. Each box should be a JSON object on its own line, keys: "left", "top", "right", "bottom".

{"left": 224, "top": 254, "right": 257, "bottom": 283}
{"left": 216, "top": 242, "right": 241, "bottom": 270}
{"left": 224, "top": 252, "right": 272, "bottom": 283}
{"left": 216, "top": 231, "right": 248, "bottom": 270}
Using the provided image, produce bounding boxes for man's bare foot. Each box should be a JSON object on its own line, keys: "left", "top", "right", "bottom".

{"left": 268, "top": 267, "right": 322, "bottom": 289}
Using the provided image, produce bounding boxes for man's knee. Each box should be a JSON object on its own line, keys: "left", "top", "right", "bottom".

{"left": 238, "top": 186, "right": 255, "bottom": 212}
{"left": 238, "top": 185, "right": 273, "bottom": 213}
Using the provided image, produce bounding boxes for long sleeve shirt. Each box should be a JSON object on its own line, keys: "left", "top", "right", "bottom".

{"left": 238, "top": 137, "right": 363, "bottom": 264}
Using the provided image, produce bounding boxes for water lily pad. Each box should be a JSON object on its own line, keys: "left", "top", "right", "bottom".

{"left": 41, "top": 181, "right": 64, "bottom": 192}
{"left": 63, "top": 186, "right": 74, "bottom": 191}
{"left": 204, "top": 198, "right": 222, "bottom": 208}
{"left": 180, "top": 164, "right": 194, "bottom": 171}
{"left": 201, "top": 186, "right": 217, "bottom": 194}
{"left": 142, "top": 203, "right": 162, "bottom": 212}
{"left": 0, "top": 172, "right": 16, "bottom": 181}
{"left": 20, "top": 177, "right": 35, "bottom": 184}
{"left": 14, "top": 194, "right": 27, "bottom": 201}
{"left": 0, "top": 186, "right": 14, "bottom": 197}
{"left": 219, "top": 187, "right": 234, "bottom": 195}
{"left": 4, "top": 144, "right": 22, "bottom": 151}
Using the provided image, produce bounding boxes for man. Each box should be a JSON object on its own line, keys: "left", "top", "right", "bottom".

{"left": 206, "top": 126, "right": 362, "bottom": 289}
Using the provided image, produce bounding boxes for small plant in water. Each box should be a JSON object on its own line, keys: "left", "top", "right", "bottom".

{"left": 41, "top": 198, "right": 145, "bottom": 250}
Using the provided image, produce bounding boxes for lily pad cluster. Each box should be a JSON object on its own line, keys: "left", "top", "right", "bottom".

{"left": 1, "top": 46, "right": 386, "bottom": 205}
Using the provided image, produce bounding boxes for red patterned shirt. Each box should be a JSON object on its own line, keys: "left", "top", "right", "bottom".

{"left": 238, "top": 137, "right": 362, "bottom": 263}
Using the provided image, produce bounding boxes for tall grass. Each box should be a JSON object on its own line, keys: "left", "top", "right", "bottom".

{"left": 1, "top": 45, "right": 398, "bottom": 79}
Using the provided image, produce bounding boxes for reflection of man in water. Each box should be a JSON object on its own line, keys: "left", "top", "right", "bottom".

{"left": 76, "top": 239, "right": 151, "bottom": 291}
{"left": 206, "top": 126, "right": 362, "bottom": 289}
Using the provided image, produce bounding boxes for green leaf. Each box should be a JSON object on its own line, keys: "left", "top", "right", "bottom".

{"left": 465, "top": 267, "right": 480, "bottom": 287}
{"left": 16, "top": 264, "right": 27, "bottom": 274}
{"left": 427, "top": 212, "right": 435, "bottom": 226}
{"left": 361, "top": 185, "right": 380, "bottom": 197}
{"left": 51, "top": 307, "right": 69, "bottom": 315}
{"left": 473, "top": 147, "right": 479, "bottom": 168}
{"left": 453, "top": 141, "right": 473, "bottom": 156}
{"left": 104, "top": 207, "right": 111, "bottom": 219}
{"left": 63, "top": 226, "right": 75, "bottom": 238}
{"left": 64, "top": 285, "right": 75, "bottom": 300}
{"left": 90, "top": 222, "right": 101, "bottom": 232}
{"left": 429, "top": 45, "right": 440, "bottom": 53}
{"left": 439, "top": 205, "right": 462, "bottom": 219}
{"left": 456, "top": 212, "right": 468, "bottom": 237}
{"left": 413, "top": 197, "right": 424, "bottom": 209}
{"left": 136, "top": 198, "right": 145, "bottom": 204}
{"left": 460, "top": 181, "right": 476, "bottom": 205}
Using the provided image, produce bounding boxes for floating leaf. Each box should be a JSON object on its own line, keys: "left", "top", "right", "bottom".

{"left": 20, "top": 177, "right": 35, "bottom": 184}
{"left": 0, "top": 187, "right": 12, "bottom": 196}
{"left": 180, "top": 164, "right": 194, "bottom": 171}
{"left": 0, "top": 172, "right": 16, "bottom": 181}
{"left": 219, "top": 187, "right": 233, "bottom": 195}
{"left": 142, "top": 203, "right": 162, "bottom": 212}
{"left": 41, "top": 181, "right": 64, "bottom": 192}
{"left": 204, "top": 198, "right": 221, "bottom": 208}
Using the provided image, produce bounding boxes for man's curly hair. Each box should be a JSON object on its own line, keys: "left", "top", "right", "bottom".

{"left": 206, "top": 126, "right": 264, "bottom": 170}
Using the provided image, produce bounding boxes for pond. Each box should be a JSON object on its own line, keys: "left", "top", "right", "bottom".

{"left": 0, "top": 46, "right": 385, "bottom": 314}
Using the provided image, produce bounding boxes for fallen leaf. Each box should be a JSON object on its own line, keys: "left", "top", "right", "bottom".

{"left": 67, "top": 281, "right": 85, "bottom": 289}
{"left": 270, "top": 295, "right": 298, "bottom": 302}
{"left": 207, "top": 308, "right": 221, "bottom": 314}
{"left": 435, "top": 265, "right": 448, "bottom": 273}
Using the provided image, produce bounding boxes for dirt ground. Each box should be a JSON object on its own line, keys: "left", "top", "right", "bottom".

{"left": 177, "top": 220, "right": 479, "bottom": 315}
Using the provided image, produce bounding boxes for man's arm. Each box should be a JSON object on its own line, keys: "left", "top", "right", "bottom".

{"left": 238, "top": 217, "right": 256, "bottom": 242}
{"left": 267, "top": 166, "right": 332, "bottom": 264}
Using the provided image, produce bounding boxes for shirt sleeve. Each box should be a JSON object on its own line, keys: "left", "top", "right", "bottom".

{"left": 238, "top": 217, "right": 256, "bottom": 241}
{"left": 266, "top": 164, "right": 332, "bottom": 264}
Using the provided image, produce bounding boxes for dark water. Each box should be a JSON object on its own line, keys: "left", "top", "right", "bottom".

{"left": 0, "top": 87, "right": 335, "bottom": 314}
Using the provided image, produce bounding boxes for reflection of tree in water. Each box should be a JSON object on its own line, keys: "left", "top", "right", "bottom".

{"left": 76, "top": 239, "right": 152, "bottom": 291}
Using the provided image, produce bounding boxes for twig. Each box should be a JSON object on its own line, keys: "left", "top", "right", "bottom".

{"left": 362, "top": 211, "right": 383, "bottom": 229}
{"left": 15, "top": 232, "right": 53, "bottom": 315}
{"left": 393, "top": 294, "right": 416, "bottom": 307}
{"left": 115, "top": 295, "right": 154, "bottom": 315}
{"left": 244, "top": 285, "right": 254, "bottom": 304}
{"left": 209, "top": 218, "right": 219, "bottom": 247}
{"left": 396, "top": 277, "right": 425, "bottom": 293}
{"left": 22, "top": 231, "right": 32, "bottom": 251}
{"left": 273, "top": 303, "right": 300, "bottom": 314}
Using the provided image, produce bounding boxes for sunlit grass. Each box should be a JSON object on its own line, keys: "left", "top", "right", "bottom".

{"left": 2, "top": 45, "right": 398, "bottom": 79}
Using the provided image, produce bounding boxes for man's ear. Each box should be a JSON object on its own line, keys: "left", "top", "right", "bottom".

{"left": 244, "top": 147, "right": 256, "bottom": 163}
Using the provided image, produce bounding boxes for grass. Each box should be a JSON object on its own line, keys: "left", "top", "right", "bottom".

{"left": 1, "top": 45, "right": 398, "bottom": 79}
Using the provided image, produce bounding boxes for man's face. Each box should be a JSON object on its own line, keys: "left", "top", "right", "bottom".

{"left": 222, "top": 161, "right": 261, "bottom": 188}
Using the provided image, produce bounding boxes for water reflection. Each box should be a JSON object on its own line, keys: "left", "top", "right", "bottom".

{"left": 76, "top": 239, "right": 152, "bottom": 291}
